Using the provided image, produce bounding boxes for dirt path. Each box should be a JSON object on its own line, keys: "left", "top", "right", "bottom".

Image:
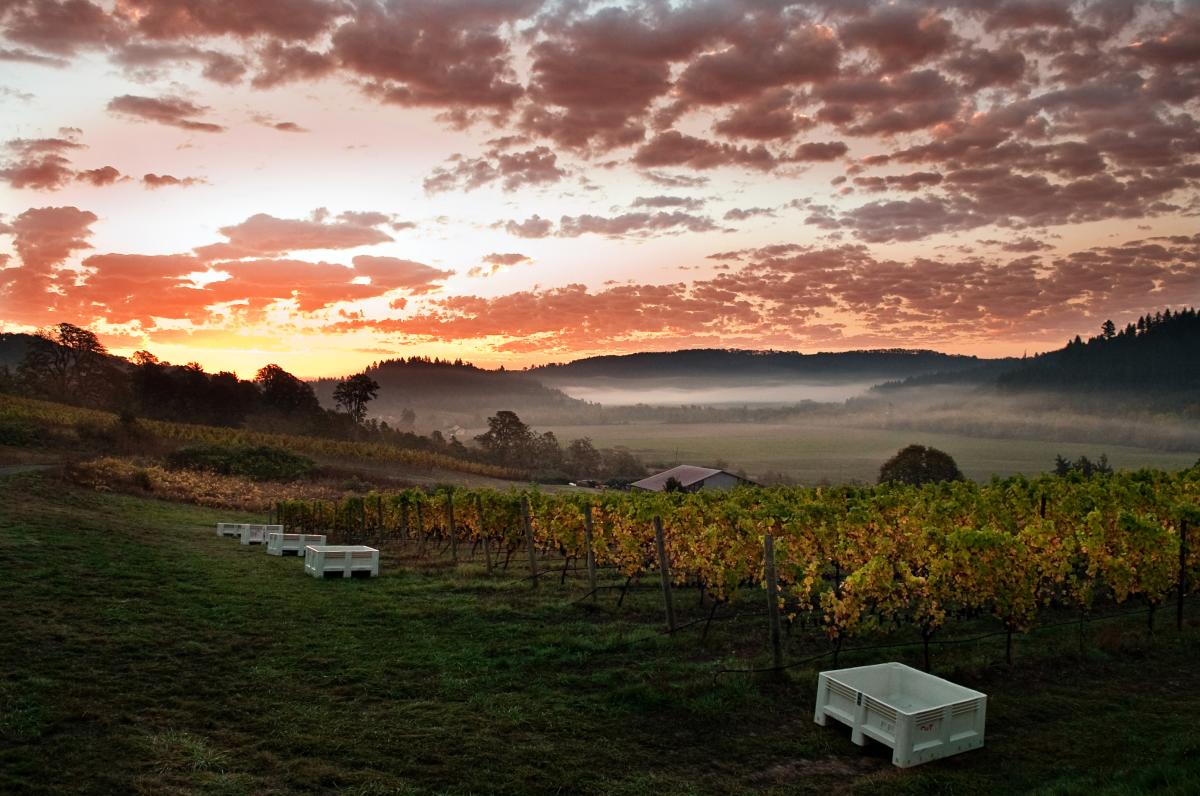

{"left": 0, "top": 464, "right": 54, "bottom": 477}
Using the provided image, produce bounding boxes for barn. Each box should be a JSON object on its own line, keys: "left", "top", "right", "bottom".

{"left": 631, "top": 464, "right": 755, "bottom": 492}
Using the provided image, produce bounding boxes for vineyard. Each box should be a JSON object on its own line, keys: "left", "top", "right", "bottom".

{"left": 0, "top": 394, "right": 521, "bottom": 480}
{"left": 276, "top": 469, "right": 1200, "bottom": 669}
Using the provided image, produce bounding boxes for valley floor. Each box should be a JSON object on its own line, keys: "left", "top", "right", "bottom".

{"left": 539, "top": 421, "right": 1200, "bottom": 483}
{"left": 2, "top": 472, "right": 1199, "bottom": 794}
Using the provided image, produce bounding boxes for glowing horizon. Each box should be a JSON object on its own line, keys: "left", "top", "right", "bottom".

{"left": 2, "top": 1, "right": 1198, "bottom": 378}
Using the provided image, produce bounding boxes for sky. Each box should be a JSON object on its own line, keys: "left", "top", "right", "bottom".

{"left": 0, "top": 0, "right": 1198, "bottom": 377}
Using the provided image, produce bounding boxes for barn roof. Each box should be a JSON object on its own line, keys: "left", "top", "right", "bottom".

{"left": 631, "top": 464, "right": 743, "bottom": 491}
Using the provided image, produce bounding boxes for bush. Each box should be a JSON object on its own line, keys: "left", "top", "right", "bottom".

{"left": 0, "top": 418, "right": 38, "bottom": 446}
{"left": 166, "top": 444, "right": 315, "bottom": 482}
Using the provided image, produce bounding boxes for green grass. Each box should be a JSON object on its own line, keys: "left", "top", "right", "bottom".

{"left": 2, "top": 473, "right": 1200, "bottom": 794}
{"left": 540, "top": 421, "right": 1200, "bottom": 483}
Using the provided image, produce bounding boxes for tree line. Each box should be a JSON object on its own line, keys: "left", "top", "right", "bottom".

{"left": 0, "top": 323, "right": 647, "bottom": 483}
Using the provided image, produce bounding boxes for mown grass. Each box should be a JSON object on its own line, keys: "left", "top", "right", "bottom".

{"left": 2, "top": 472, "right": 1199, "bottom": 794}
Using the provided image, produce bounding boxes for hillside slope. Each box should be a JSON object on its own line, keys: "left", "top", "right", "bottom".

{"left": 311, "top": 357, "right": 592, "bottom": 430}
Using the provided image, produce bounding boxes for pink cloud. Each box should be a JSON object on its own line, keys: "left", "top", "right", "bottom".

{"left": 193, "top": 211, "right": 393, "bottom": 260}
{"left": 107, "top": 94, "right": 225, "bottom": 132}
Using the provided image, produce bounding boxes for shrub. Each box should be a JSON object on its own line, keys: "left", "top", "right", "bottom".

{"left": 165, "top": 444, "right": 315, "bottom": 482}
{"left": 0, "top": 418, "right": 38, "bottom": 446}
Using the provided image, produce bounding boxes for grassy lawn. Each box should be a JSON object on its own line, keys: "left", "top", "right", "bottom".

{"left": 539, "top": 422, "right": 1200, "bottom": 483}
{"left": 2, "top": 472, "right": 1199, "bottom": 794}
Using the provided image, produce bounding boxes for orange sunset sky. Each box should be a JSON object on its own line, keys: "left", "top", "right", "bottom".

{"left": 1, "top": 0, "right": 1198, "bottom": 377}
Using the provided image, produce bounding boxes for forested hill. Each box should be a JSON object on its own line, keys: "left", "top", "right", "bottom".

{"left": 874, "top": 308, "right": 1200, "bottom": 409}
{"left": 531, "top": 348, "right": 984, "bottom": 383}
{"left": 310, "top": 357, "right": 591, "bottom": 430}
{"left": 997, "top": 308, "right": 1200, "bottom": 393}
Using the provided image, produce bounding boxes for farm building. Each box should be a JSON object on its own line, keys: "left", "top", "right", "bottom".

{"left": 631, "top": 465, "right": 755, "bottom": 492}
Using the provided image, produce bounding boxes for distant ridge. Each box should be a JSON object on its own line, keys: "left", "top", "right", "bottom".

{"left": 531, "top": 348, "right": 984, "bottom": 382}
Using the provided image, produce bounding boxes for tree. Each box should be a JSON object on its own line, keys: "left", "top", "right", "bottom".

{"left": 474, "top": 410, "right": 533, "bottom": 466}
{"left": 530, "top": 430, "right": 563, "bottom": 470}
{"left": 1053, "top": 453, "right": 1113, "bottom": 478}
{"left": 254, "top": 364, "right": 320, "bottom": 417}
{"left": 1101, "top": 319, "right": 1116, "bottom": 339}
{"left": 565, "top": 437, "right": 602, "bottom": 478}
{"left": 333, "top": 372, "right": 380, "bottom": 424}
{"left": 878, "top": 444, "right": 964, "bottom": 486}
{"left": 20, "top": 322, "right": 111, "bottom": 405}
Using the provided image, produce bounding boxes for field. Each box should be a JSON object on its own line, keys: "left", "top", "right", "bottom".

{"left": 3, "top": 471, "right": 1200, "bottom": 794}
{"left": 541, "top": 421, "right": 1200, "bottom": 482}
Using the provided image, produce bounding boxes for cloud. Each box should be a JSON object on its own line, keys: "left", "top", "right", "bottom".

{"left": 107, "top": 94, "right": 225, "bottom": 132}
{"left": 331, "top": 1, "right": 530, "bottom": 114}
{"left": 792, "top": 141, "right": 849, "bottom": 161}
{"left": 77, "top": 165, "right": 123, "bottom": 186}
{"left": 0, "top": 205, "right": 97, "bottom": 319}
{"left": 633, "top": 131, "right": 776, "bottom": 171}
{"left": 121, "top": 0, "right": 346, "bottom": 41}
{"left": 840, "top": 7, "right": 954, "bottom": 73}
{"left": 193, "top": 211, "right": 394, "bottom": 260}
{"left": 468, "top": 251, "right": 531, "bottom": 277}
{"left": 142, "top": 172, "right": 205, "bottom": 188}
{"left": 631, "top": 195, "right": 705, "bottom": 210}
{"left": 723, "top": 207, "right": 776, "bottom": 221}
{"left": 713, "top": 89, "right": 814, "bottom": 141}
{"left": 641, "top": 170, "right": 709, "bottom": 188}
{"left": 0, "top": 136, "right": 80, "bottom": 190}
{"left": 251, "top": 40, "right": 335, "bottom": 88}
{"left": 1, "top": 0, "right": 121, "bottom": 56}
{"left": 674, "top": 20, "right": 841, "bottom": 106}
{"left": 109, "top": 42, "right": 248, "bottom": 85}
{"left": 349, "top": 255, "right": 452, "bottom": 294}
{"left": 330, "top": 232, "right": 1200, "bottom": 354}
{"left": 557, "top": 211, "right": 720, "bottom": 238}
{"left": 0, "top": 46, "right": 69, "bottom": 66}
{"left": 424, "top": 146, "right": 566, "bottom": 194}
{"left": 498, "top": 214, "right": 554, "bottom": 239}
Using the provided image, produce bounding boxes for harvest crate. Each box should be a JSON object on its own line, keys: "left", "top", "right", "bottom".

{"left": 239, "top": 524, "right": 284, "bottom": 545}
{"left": 814, "top": 662, "right": 986, "bottom": 767}
{"left": 216, "top": 522, "right": 243, "bottom": 538}
{"left": 267, "top": 532, "right": 327, "bottom": 556}
{"left": 304, "top": 545, "right": 379, "bottom": 579}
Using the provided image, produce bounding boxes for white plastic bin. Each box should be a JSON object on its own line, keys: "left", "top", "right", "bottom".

{"left": 239, "top": 524, "right": 283, "bottom": 545}
{"left": 216, "top": 522, "right": 243, "bottom": 538}
{"left": 814, "top": 662, "right": 986, "bottom": 767}
{"left": 304, "top": 545, "right": 379, "bottom": 579}
{"left": 267, "top": 532, "right": 327, "bottom": 556}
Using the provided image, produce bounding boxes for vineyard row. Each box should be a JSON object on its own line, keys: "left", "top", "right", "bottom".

{"left": 274, "top": 470, "right": 1200, "bottom": 666}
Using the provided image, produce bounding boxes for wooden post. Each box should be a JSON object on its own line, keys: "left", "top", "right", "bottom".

{"left": 446, "top": 491, "right": 458, "bottom": 564}
{"left": 521, "top": 496, "right": 538, "bottom": 587}
{"left": 1179, "top": 518, "right": 1189, "bottom": 632}
{"left": 583, "top": 502, "right": 598, "bottom": 601}
{"left": 477, "top": 493, "right": 493, "bottom": 576}
{"left": 653, "top": 516, "right": 676, "bottom": 632}
{"left": 764, "top": 533, "right": 783, "bottom": 670}
{"left": 416, "top": 500, "right": 425, "bottom": 557}
{"left": 377, "top": 495, "right": 385, "bottom": 543}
